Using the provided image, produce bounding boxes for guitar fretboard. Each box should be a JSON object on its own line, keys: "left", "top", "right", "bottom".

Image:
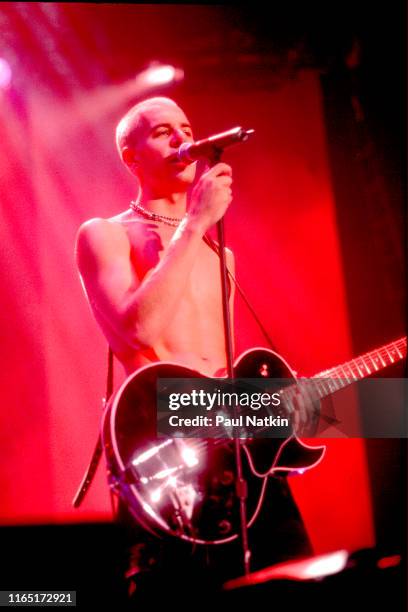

{"left": 310, "top": 337, "right": 406, "bottom": 400}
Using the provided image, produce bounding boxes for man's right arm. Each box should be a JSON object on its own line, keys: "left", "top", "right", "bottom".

{"left": 75, "top": 162, "right": 233, "bottom": 351}
{"left": 76, "top": 216, "right": 208, "bottom": 350}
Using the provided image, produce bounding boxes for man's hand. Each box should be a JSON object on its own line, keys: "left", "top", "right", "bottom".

{"left": 187, "top": 163, "right": 233, "bottom": 232}
{"left": 289, "top": 383, "right": 320, "bottom": 437}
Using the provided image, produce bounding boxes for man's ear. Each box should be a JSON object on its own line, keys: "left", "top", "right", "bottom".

{"left": 121, "top": 146, "right": 138, "bottom": 167}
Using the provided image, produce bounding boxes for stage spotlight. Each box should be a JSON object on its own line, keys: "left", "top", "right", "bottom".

{"left": 67, "top": 62, "right": 185, "bottom": 128}
{"left": 135, "top": 63, "right": 184, "bottom": 90}
{"left": 0, "top": 58, "right": 12, "bottom": 90}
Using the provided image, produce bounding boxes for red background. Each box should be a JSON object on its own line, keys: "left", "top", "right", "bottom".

{"left": 0, "top": 3, "right": 404, "bottom": 558}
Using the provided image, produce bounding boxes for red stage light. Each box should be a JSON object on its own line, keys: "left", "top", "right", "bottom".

{"left": 377, "top": 555, "right": 401, "bottom": 570}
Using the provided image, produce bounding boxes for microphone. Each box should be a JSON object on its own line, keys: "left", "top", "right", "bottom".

{"left": 177, "top": 126, "right": 255, "bottom": 163}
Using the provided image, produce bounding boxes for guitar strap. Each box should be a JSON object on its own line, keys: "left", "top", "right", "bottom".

{"left": 72, "top": 346, "right": 115, "bottom": 509}
{"left": 73, "top": 234, "right": 280, "bottom": 508}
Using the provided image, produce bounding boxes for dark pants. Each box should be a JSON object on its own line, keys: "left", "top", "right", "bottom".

{"left": 118, "top": 475, "right": 312, "bottom": 607}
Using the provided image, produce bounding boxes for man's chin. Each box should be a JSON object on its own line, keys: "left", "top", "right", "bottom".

{"left": 168, "top": 169, "right": 196, "bottom": 189}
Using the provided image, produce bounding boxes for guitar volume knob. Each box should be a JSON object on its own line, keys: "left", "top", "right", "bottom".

{"left": 259, "top": 363, "right": 269, "bottom": 377}
{"left": 218, "top": 519, "right": 232, "bottom": 535}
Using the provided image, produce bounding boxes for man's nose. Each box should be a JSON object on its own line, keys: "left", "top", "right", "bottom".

{"left": 170, "top": 129, "right": 189, "bottom": 147}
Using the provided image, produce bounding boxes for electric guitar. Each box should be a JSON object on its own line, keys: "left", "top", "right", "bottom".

{"left": 102, "top": 337, "right": 406, "bottom": 545}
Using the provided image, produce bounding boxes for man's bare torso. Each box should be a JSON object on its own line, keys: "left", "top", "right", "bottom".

{"left": 93, "top": 211, "right": 229, "bottom": 377}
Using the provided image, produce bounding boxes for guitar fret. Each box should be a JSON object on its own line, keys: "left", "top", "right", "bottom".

{"left": 374, "top": 356, "right": 382, "bottom": 368}
{"left": 380, "top": 349, "right": 391, "bottom": 365}
{"left": 337, "top": 376, "right": 346, "bottom": 389}
{"left": 311, "top": 337, "right": 406, "bottom": 401}
{"left": 353, "top": 359, "right": 364, "bottom": 377}
{"left": 312, "top": 380, "right": 324, "bottom": 399}
{"left": 338, "top": 365, "right": 349, "bottom": 382}
{"left": 317, "top": 381, "right": 328, "bottom": 399}
{"left": 385, "top": 346, "right": 395, "bottom": 363}
{"left": 363, "top": 360, "right": 372, "bottom": 374}
{"left": 320, "top": 380, "right": 333, "bottom": 397}
{"left": 394, "top": 344, "right": 403, "bottom": 359}
{"left": 320, "top": 379, "right": 333, "bottom": 396}
{"left": 358, "top": 357, "right": 371, "bottom": 375}
{"left": 378, "top": 352, "right": 386, "bottom": 367}
{"left": 328, "top": 379, "right": 340, "bottom": 392}
{"left": 368, "top": 353, "right": 379, "bottom": 371}
{"left": 345, "top": 363, "right": 357, "bottom": 380}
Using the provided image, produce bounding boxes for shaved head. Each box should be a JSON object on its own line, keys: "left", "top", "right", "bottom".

{"left": 114, "top": 96, "right": 195, "bottom": 189}
{"left": 115, "top": 96, "right": 180, "bottom": 157}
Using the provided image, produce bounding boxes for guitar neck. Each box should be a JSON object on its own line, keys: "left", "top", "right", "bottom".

{"left": 310, "top": 337, "right": 407, "bottom": 400}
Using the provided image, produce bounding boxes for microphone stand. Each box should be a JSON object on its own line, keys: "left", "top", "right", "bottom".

{"left": 210, "top": 148, "right": 251, "bottom": 576}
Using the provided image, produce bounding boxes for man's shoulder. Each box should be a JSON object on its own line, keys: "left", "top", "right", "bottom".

{"left": 75, "top": 216, "right": 131, "bottom": 262}
{"left": 78, "top": 211, "right": 131, "bottom": 234}
{"left": 77, "top": 216, "right": 123, "bottom": 242}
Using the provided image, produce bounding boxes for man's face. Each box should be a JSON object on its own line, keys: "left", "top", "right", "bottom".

{"left": 131, "top": 102, "right": 196, "bottom": 194}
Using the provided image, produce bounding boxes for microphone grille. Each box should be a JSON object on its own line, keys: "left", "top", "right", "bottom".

{"left": 178, "top": 142, "right": 193, "bottom": 163}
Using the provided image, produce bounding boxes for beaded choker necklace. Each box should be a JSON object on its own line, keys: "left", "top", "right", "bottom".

{"left": 130, "top": 200, "right": 183, "bottom": 227}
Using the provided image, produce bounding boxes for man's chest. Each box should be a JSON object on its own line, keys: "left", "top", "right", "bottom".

{"left": 127, "top": 224, "right": 222, "bottom": 305}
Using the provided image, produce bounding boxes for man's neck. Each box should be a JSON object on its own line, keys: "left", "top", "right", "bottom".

{"left": 139, "top": 188, "right": 188, "bottom": 219}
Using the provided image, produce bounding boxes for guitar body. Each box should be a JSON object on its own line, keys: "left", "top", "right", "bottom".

{"left": 102, "top": 347, "right": 325, "bottom": 545}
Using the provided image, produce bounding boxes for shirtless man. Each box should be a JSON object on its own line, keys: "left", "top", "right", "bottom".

{"left": 75, "top": 96, "right": 311, "bottom": 601}
{"left": 76, "top": 96, "right": 235, "bottom": 379}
